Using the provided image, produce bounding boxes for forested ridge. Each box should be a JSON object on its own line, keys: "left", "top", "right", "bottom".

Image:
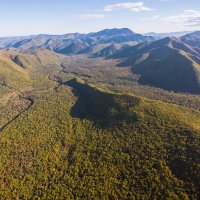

{"left": 0, "top": 44, "right": 200, "bottom": 199}
{"left": 0, "top": 74, "right": 200, "bottom": 199}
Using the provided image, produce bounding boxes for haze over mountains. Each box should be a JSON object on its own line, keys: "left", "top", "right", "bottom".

{"left": 0, "top": 28, "right": 154, "bottom": 54}
{"left": 109, "top": 37, "right": 200, "bottom": 93}
{"left": 144, "top": 31, "right": 194, "bottom": 39}
{"left": 0, "top": 28, "right": 200, "bottom": 94}
{"left": 181, "top": 31, "right": 200, "bottom": 50}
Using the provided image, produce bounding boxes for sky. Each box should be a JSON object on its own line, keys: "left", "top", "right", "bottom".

{"left": 0, "top": 0, "right": 200, "bottom": 36}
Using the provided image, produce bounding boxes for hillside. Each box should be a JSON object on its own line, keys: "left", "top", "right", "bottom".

{"left": 0, "top": 48, "right": 65, "bottom": 77}
{"left": 0, "top": 28, "right": 200, "bottom": 199}
{"left": 93, "top": 42, "right": 136, "bottom": 57}
{"left": 181, "top": 31, "right": 200, "bottom": 49}
{"left": 0, "top": 50, "right": 30, "bottom": 96}
{"left": 0, "top": 78, "right": 200, "bottom": 199}
{"left": 19, "top": 29, "right": 195, "bottom": 95}
{"left": 110, "top": 37, "right": 200, "bottom": 94}
{"left": 0, "top": 48, "right": 66, "bottom": 129}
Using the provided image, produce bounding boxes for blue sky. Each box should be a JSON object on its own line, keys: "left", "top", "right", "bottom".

{"left": 0, "top": 0, "right": 199, "bottom": 36}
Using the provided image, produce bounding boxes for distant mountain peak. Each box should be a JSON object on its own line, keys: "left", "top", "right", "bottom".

{"left": 88, "top": 28, "right": 135, "bottom": 37}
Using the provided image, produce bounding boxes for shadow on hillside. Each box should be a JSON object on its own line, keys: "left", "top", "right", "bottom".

{"left": 66, "top": 79, "right": 140, "bottom": 128}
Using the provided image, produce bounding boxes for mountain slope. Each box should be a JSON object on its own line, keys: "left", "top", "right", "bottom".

{"left": 5, "top": 48, "right": 64, "bottom": 70}
{"left": 181, "top": 31, "right": 200, "bottom": 49}
{"left": 0, "top": 48, "right": 66, "bottom": 99}
{"left": 93, "top": 42, "right": 136, "bottom": 57}
{"left": 0, "top": 50, "right": 30, "bottom": 96}
{"left": 111, "top": 37, "right": 200, "bottom": 94}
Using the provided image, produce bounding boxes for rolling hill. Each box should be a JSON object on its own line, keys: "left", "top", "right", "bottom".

{"left": 109, "top": 37, "right": 200, "bottom": 94}
{"left": 0, "top": 47, "right": 66, "bottom": 98}
{"left": 0, "top": 50, "right": 30, "bottom": 95}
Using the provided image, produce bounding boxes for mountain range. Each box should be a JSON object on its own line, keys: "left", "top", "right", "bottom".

{"left": 0, "top": 28, "right": 154, "bottom": 54}
{"left": 108, "top": 37, "right": 200, "bottom": 93}
{"left": 144, "top": 31, "right": 194, "bottom": 39}
{"left": 0, "top": 28, "right": 200, "bottom": 199}
{"left": 0, "top": 28, "right": 200, "bottom": 94}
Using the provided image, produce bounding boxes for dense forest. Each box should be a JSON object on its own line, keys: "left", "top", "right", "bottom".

{"left": 0, "top": 37, "right": 200, "bottom": 199}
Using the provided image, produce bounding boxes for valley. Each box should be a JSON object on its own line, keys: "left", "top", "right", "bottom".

{"left": 0, "top": 28, "right": 200, "bottom": 199}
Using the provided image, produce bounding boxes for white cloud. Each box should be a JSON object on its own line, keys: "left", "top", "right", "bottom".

{"left": 77, "top": 14, "right": 105, "bottom": 20}
{"left": 104, "top": 2, "right": 153, "bottom": 12}
{"left": 164, "top": 10, "right": 200, "bottom": 27}
{"left": 141, "top": 15, "right": 160, "bottom": 20}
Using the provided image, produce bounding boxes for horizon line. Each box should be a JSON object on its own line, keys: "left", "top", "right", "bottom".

{"left": 0, "top": 28, "right": 198, "bottom": 38}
